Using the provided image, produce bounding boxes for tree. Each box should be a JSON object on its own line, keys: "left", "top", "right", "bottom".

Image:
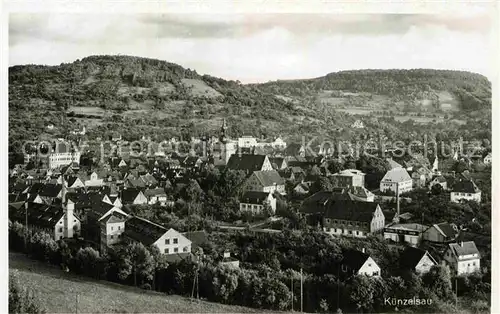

{"left": 128, "top": 242, "right": 155, "bottom": 286}
{"left": 74, "top": 247, "right": 101, "bottom": 278}
{"left": 9, "top": 271, "right": 45, "bottom": 314}
{"left": 348, "top": 275, "right": 374, "bottom": 312}
{"left": 422, "top": 265, "right": 454, "bottom": 301}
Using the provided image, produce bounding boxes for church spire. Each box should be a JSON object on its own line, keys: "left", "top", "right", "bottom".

{"left": 61, "top": 174, "right": 67, "bottom": 208}
{"left": 219, "top": 118, "right": 228, "bottom": 143}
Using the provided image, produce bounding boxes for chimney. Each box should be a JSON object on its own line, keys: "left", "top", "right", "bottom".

{"left": 460, "top": 241, "right": 464, "bottom": 247}
{"left": 361, "top": 248, "right": 365, "bottom": 254}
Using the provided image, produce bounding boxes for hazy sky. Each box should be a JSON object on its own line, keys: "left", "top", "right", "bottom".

{"left": 9, "top": 13, "right": 493, "bottom": 83}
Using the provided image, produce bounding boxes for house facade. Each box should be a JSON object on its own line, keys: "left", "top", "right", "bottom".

{"left": 331, "top": 169, "right": 365, "bottom": 188}
{"left": 451, "top": 180, "right": 481, "bottom": 203}
{"left": 239, "top": 191, "right": 277, "bottom": 214}
{"left": 100, "top": 213, "right": 126, "bottom": 252}
{"left": 244, "top": 170, "right": 285, "bottom": 194}
{"left": 400, "top": 247, "right": 437, "bottom": 274}
{"left": 444, "top": 241, "right": 481, "bottom": 275}
{"left": 341, "top": 249, "right": 381, "bottom": 277}
{"left": 154, "top": 228, "right": 192, "bottom": 255}
{"left": 379, "top": 168, "right": 413, "bottom": 194}
{"left": 322, "top": 201, "right": 385, "bottom": 238}
{"left": 422, "top": 222, "right": 459, "bottom": 243}
{"left": 384, "top": 223, "right": 429, "bottom": 246}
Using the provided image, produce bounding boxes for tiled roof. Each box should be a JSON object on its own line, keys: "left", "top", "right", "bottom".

{"left": 387, "top": 158, "right": 403, "bottom": 169}
{"left": 226, "top": 154, "right": 267, "bottom": 172}
{"left": 299, "top": 190, "right": 353, "bottom": 214}
{"left": 241, "top": 191, "right": 271, "bottom": 204}
{"left": 449, "top": 241, "right": 480, "bottom": 257}
{"left": 143, "top": 188, "right": 166, "bottom": 197}
{"left": 252, "top": 170, "right": 284, "bottom": 187}
{"left": 400, "top": 247, "right": 436, "bottom": 270}
{"left": 342, "top": 249, "right": 370, "bottom": 272}
{"left": 121, "top": 188, "right": 143, "bottom": 203}
{"left": 452, "top": 180, "right": 480, "bottom": 193}
{"left": 123, "top": 216, "right": 167, "bottom": 246}
{"left": 324, "top": 200, "right": 381, "bottom": 223}
{"left": 182, "top": 230, "right": 208, "bottom": 251}
{"left": 9, "top": 202, "right": 65, "bottom": 230}
{"left": 381, "top": 168, "right": 412, "bottom": 183}
{"left": 433, "top": 222, "right": 459, "bottom": 239}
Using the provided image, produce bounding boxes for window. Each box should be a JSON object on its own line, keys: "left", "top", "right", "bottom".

{"left": 111, "top": 226, "right": 114, "bottom": 231}
{"left": 59, "top": 227, "right": 63, "bottom": 232}
{"left": 473, "top": 262, "right": 476, "bottom": 266}
{"left": 325, "top": 218, "right": 330, "bottom": 223}
{"left": 118, "top": 226, "right": 121, "bottom": 230}
{"left": 165, "top": 248, "right": 169, "bottom": 254}
{"left": 368, "top": 263, "right": 372, "bottom": 267}
{"left": 174, "top": 247, "right": 179, "bottom": 253}
{"left": 173, "top": 238, "right": 178, "bottom": 244}
{"left": 183, "top": 246, "right": 188, "bottom": 252}
{"left": 165, "top": 239, "right": 170, "bottom": 245}
{"left": 110, "top": 235, "right": 114, "bottom": 239}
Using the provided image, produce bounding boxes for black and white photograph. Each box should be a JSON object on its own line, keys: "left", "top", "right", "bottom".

{"left": 4, "top": 2, "right": 497, "bottom": 313}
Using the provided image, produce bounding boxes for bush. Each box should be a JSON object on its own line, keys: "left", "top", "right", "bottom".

{"left": 9, "top": 271, "right": 45, "bottom": 313}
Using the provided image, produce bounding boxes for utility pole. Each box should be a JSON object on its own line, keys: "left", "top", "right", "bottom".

{"left": 455, "top": 278, "right": 458, "bottom": 308}
{"left": 75, "top": 292, "right": 79, "bottom": 314}
{"left": 24, "top": 203, "right": 28, "bottom": 252}
{"left": 300, "top": 268, "right": 303, "bottom": 313}
{"left": 291, "top": 276, "right": 294, "bottom": 311}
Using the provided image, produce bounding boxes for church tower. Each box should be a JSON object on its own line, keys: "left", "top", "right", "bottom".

{"left": 219, "top": 118, "right": 236, "bottom": 164}
{"left": 432, "top": 154, "right": 439, "bottom": 172}
{"left": 61, "top": 176, "right": 75, "bottom": 239}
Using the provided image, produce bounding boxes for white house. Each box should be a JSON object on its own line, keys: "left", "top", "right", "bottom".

{"left": 384, "top": 223, "right": 429, "bottom": 246}
{"left": 450, "top": 180, "right": 481, "bottom": 203}
{"left": 379, "top": 168, "right": 413, "bottom": 194}
{"left": 239, "top": 191, "right": 277, "bottom": 214}
{"left": 100, "top": 212, "right": 127, "bottom": 253}
{"left": 85, "top": 171, "right": 104, "bottom": 187}
{"left": 483, "top": 153, "right": 492, "bottom": 165}
{"left": 121, "top": 189, "right": 148, "bottom": 205}
{"left": 444, "top": 241, "right": 481, "bottom": 275}
{"left": 341, "top": 248, "right": 380, "bottom": 277}
{"left": 48, "top": 151, "right": 81, "bottom": 169}
{"left": 124, "top": 217, "right": 192, "bottom": 255}
{"left": 400, "top": 247, "right": 437, "bottom": 274}
{"left": 238, "top": 136, "right": 258, "bottom": 149}
{"left": 272, "top": 137, "right": 287, "bottom": 149}
{"left": 243, "top": 170, "right": 285, "bottom": 194}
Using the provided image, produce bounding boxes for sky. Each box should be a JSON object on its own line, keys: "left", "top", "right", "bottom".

{"left": 9, "top": 13, "right": 494, "bottom": 83}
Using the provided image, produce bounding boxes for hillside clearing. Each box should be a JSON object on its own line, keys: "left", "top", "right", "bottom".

{"left": 9, "top": 253, "right": 268, "bottom": 313}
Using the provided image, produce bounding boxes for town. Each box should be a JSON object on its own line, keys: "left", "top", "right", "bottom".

{"left": 8, "top": 117, "right": 491, "bottom": 313}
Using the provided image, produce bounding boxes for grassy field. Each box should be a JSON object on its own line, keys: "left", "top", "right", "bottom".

{"left": 9, "top": 253, "right": 268, "bottom": 313}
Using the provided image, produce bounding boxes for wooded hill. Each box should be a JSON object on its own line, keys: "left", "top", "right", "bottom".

{"left": 9, "top": 55, "right": 492, "bottom": 160}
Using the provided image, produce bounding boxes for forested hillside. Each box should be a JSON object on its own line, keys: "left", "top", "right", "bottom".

{"left": 9, "top": 55, "right": 492, "bottom": 164}
{"left": 255, "top": 69, "right": 491, "bottom": 111}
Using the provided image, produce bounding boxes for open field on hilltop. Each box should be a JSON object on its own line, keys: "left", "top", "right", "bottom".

{"left": 9, "top": 253, "right": 269, "bottom": 314}
{"left": 181, "top": 78, "right": 222, "bottom": 98}
{"left": 68, "top": 106, "right": 107, "bottom": 116}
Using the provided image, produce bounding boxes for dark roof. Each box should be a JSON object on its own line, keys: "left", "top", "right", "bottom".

{"left": 182, "top": 230, "right": 209, "bottom": 251}
{"left": 400, "top": 247, "right": 433, "bottom": 270}
{"left": 452, "top": 180, "right": 480, "bottom": 193}
{"left": 9, "top": 202, "right": 65, "bottom": 229}
{"left": 101, "top": 212, "right": 127, "bottom": 224}
{"left": 123, "top": 216, "right": 167, "bottom": 246}
{"left": 164, "top": 252, "right": 193, "bottom": 263}
{"left": 269, "top": 157, "right": 285, "bottom": 168}
{"left": 324, "top": 200, "right": 381, "bottom": 223}
{"left": 121, "top": 188, "right": 143, "bottom": 203}
{"left": 37, "top": 183, "right": 62, "bottom": 198}
{"left": 342, "top": 249, "right": 370, "bottom": 272}
{"left": 252, "top": 170, "right": 284, "bottom": 187}
{"left": 241, "top": 191, "right": 272, "bottom": 204}
{"left": 449, "top": 241, "right": 480, "bottom": 257}
{"left": 299, "top": 190, "right": 354, "bottom": 215}
{"left": 143, "top": 188, "right": 166, "bottom": 197}
{"left": 434, "top": 222, "right": 459, "bottom": 239}
{"left": 226, "top": 154, "right": 267, "bottom": 172}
